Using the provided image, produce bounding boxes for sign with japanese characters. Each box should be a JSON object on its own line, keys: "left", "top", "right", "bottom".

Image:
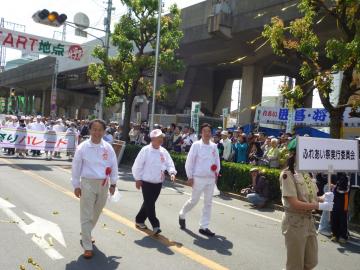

{"left": 191, "top": 102, "right": 201, "bottom": 135}
{"left": 0, "top": 128, "right": 77, "bottom": 152}
{"left": 0, "top": 27, "right": 88, "bottom": 63}
{"left": 296, "top": 136, "right": 359, "bottom": 172}
{"left": 254, "top": 106, "right": 360, "bottom": 127}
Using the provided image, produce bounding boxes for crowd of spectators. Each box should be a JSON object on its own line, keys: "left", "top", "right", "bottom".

{"left": 1, "top": 114, "right": 294, "bottom": 170}
{"left": 125, "top": 122, "right": 294, "bottom": 169}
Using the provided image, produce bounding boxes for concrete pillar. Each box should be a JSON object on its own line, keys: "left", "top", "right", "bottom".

{"left": 41, "top": 90, "right": 46, "bottom": 116}
{"left": 239, "top": 65, "right": 263, "bottom": 126}
{"left": 214, "top": 79, "right": 234, "bottom": 116}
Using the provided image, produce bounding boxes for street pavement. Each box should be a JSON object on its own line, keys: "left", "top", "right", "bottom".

{"left": 0, "top": 153, "right": 359, "bottom": 270}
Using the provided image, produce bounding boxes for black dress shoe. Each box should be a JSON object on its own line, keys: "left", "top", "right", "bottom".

{"left": 179, "top": 217, "right": 186, "bottom": 230}
{"left": 153, "top": 228, "right": 162, "bottom": 235}
{"left": 199, "top": 228, "right": 215, "bottom": 237}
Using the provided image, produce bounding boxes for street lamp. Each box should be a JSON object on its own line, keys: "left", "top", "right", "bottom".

{"left": 149, "top": 0, "right": 162, "bottom": 131}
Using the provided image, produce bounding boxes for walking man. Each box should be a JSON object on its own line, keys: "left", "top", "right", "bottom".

{"left": 132, "top": 129, "right": 177, "bottom": 235}
{"left": 71, "top": 119, "right": 119, "bottom": 259}
{"left": 179, "top": 123, "right": 221, "bottom": 237}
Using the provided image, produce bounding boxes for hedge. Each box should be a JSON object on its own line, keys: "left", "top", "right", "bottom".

{"left": 121, "top": 144, "right": 282, "bottom": 201}
{"left": 121, "top": 144, "right": 360, "bottom": 225}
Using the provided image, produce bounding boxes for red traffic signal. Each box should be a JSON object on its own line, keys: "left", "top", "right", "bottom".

{"left": 32, "top": 9, "right": 67, "bottom": 27}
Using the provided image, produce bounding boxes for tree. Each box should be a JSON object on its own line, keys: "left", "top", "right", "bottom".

{"left": 88, "top": 0, "right": 184, "bottom": 141}
{"left": 262, "top": 0, "right": 360, "bottom": 138}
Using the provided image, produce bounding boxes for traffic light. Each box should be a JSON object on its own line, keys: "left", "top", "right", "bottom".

{"left": 32, "top": 9, "right": 67, "bottom": 27}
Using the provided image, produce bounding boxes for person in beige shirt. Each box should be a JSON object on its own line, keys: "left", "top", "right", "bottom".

{"left": 280, "top": 139, "right": 334, "bottom": 270}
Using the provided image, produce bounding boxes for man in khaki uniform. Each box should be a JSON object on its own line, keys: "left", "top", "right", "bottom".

{"left": 280, "top": 139, "right": 334, "bottom": 270}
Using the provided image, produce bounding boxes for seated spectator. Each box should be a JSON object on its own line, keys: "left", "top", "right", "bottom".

{"left": 103, "top": 128, "right": 114, "bottom": 144}
{"left": 248, "top": 142, "right": 264, "bottom": 165}
{"left": 114, "top": 126, "right": 123, "bottom": 140}
{"left": 182, "top": 127, "right": 197, "bottom": 152}
{"left": 233, "top": 134, "right": 248, "bottom": 163}
{"left": 279, "top": 138, "right": 290, "bottom": 168}
{"left": 263, "top": 138, "right": 280, "bottom": 168}
{"left": 261, "top": 137, "right": 271, "bottom": 153}
{"left": 172, "top": 126, "right": 182, "bottom": 152}
{"left": 257, "top": 132, "right": 266, "bottom": 146}
{"left": 213, "top": 134, "right": 224, "bottom": 160}
{"left": 220, "top": 130, "right": 232, "bottom": 161}
{"left": 129, "top": 124, "right": 140, "bottom": 144}
{"left": 331, "top": 173, "right": 350, "bottom": 244}
{"left": 243, "top": 168, "right": 269, "bottom": 208}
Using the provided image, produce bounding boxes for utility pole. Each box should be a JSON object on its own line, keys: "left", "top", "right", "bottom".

{"left": 50, "top": 59, "right": 59, "bottom": 118}
{"left": 149, "top": 0, "right": 162, "bottom": 130}
{"left": 99, "top": 0, "right": 113, "bottom": 120}
{"left": 236, "top": 80, "right": 242, "bottom": 127}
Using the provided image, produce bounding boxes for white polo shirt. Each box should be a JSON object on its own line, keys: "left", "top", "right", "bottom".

{"left": 132, "top": 144, "right": 177, "bottom": 184}
{"left": 185, "top": 139, "right": 221, "bottom": 179}
{"left": 71, "top": 138, "right": 119, "bottom": 188}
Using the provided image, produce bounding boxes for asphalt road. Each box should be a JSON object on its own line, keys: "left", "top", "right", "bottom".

{"left": 0, "top": 154, "right": 359, "bottom": 270}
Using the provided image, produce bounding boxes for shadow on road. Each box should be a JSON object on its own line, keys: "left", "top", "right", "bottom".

{"left": 65, "top": 245, "right": 121, "bottom": 270}
{"left": 0, "top": 163, "right": 54, "bottom": 171}
{"left": 183, "top": 229, "right": 233, "bottom": 256}
{"left": 134, "top": 236, "right": 175, "bottom": 255}
{"left": 337, "top": 242, "right": 360, "bottom": 254}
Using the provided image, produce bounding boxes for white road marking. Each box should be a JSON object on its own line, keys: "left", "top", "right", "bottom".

{"left": 0, "top": 197, "right": 66, "bottom": 260}
{"left": 164, "top": 187, "right": 360, "bottom": 247}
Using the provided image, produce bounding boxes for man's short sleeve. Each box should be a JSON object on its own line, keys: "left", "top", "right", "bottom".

{"left": 280, "top": 170, "right": 297, "bottom": 198}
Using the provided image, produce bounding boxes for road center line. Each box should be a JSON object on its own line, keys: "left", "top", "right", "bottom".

{"left": 0, "top": 158, "right": 229, "bottom": 270}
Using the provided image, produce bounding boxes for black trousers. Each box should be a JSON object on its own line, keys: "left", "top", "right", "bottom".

{"left": 331, "top": 210, "right": 349, "bottom": 239}
{"left": 135, "top": 181, "right": 162, "bottom": 229}
{"left": 31, "top": 150, "right": 40, "bottom": 156}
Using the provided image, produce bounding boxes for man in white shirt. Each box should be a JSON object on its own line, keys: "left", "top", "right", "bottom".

{"left": 179, "top": 123, "right": 221, "bottom": 237}
{"left": 132, "top": 129, "right": 177, "bottom": 235}
{"left": 53, "top": 119, "right": 65, "bottom": 158}
{"left": 28, "top": 115, "right": 46, "bottom": 156}
{"left": 220, "top": 130, "right": 232, "bottom": 161}
{"left": 182, "top": 127, "right": 198, "bottom": 152}
{"left": 71, "top": 119, "right": 119, "bottom": 259}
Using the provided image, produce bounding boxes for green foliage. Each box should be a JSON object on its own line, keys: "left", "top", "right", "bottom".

{"left": 262, "top": 0, "right": 360, "bottom": 138}
{"left": 121, "top": 144, "right": 281, "bottom": 201}
{"left": 87, "top": 1, "right": 184, "bottom": 131}
{"left": 121, "top": 144, "right": 142, "bottom": 165}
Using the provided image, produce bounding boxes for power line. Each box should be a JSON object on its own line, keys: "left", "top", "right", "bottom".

{"left": 90, "top": 0, "right": 104, "bottom": 8}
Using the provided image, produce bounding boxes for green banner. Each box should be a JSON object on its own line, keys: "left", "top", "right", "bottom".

{"left": 0, "top": 97, "right": 5, "bottom": 113}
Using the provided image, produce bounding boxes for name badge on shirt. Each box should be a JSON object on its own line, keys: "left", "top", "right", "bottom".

{"left": 102, "top": 150, "right": 109, "bottom": 160}
{"left": 160, "top": 153, "right": 165, "bottom": 163}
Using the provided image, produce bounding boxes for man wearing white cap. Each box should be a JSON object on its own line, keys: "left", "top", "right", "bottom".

{"left": 132, "top": 129, "right": 177, "bottom": 235}
{"left": 220, "top": 130, "right": 232, "bottom": 161}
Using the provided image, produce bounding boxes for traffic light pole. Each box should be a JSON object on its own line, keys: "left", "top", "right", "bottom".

{"left": 149, "top": 0, "right": 162, "bottom": 131}
{"left": 98, "top": 0, "right": 112, "bottom": 120}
